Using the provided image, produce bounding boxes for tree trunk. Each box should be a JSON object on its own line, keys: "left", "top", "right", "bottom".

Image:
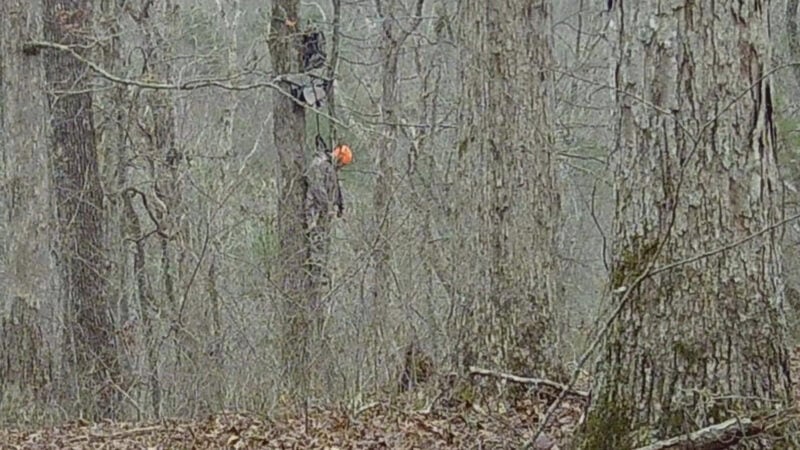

{"left": 133, "top": 0, "right": 197, "bottom": 417}
{"left": 42, "top": 0, "right": 120, "bottom": 419}
{"left": 368, "top": 0, "right": 424, "bottom": 390}
{"left": 787, "top": 0, "right": 800, "bottom": 89}
{"left": 268, "top": 0, "right": 313, "bottom": 400}
{"left": 200, "top": 0, "right": 242, "bottom": 413}
{"left": 0, "top": 0, "right": 56, "bottom": 399}
{"left": 458, "top": 1, "right": 563, "bottom": 388}
{"left": 369, "top": 0, "right": 400, "bottom": 368}
{"left": 94, "top": 0, "right": 143, "bottom": 419}
{"left": 580, "top": 0, "right": 792, "bottom": 448}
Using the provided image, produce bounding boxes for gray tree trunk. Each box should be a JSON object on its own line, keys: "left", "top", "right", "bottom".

{"left": 268, "top": 0, "right": 314, "bottom": 400}
{"left": 458, "top": 1, "right": 563, "bottom": 386}
{"left": 94, "top": 0, "right": 139, "bottom": 419}
{"left": 0, "top": 0, "right": 56, "bottom": 398}
{"left": 580, "top": 0, "right": 792, "bottom": 447}
{"left": 787, "top": 0, "right": 800, "bottom": 89}
{"left": 42, "top": 0, "right": 120, "bottom": 419}
{"left": 132, "top": 0, "right": 183, "bottom": 417}
{"left": 368, "top": 0, "right": 424, "bottom": 388}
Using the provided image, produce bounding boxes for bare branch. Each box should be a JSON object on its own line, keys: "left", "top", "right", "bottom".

{"left": 402, "top": 0, "right": 426, "bottom": 42}
{"left": 395, "top": 0, "right": 426, "bottom": 44}
{"left": 647, "top": 210, "right": 800, "bottom": 278}
{"left": 634, "top": 408, "right": 797, "bottom": 450}
{"left": 468, "top": 366, "right": 589, "bottom": 399}
{"left": 22, "top": 40, "right": 355, "bottom": 131}
{"left": 25, "top": 40, "right": 275, "bottom": 91}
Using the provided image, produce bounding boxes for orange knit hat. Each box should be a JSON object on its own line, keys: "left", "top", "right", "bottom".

{"left": 332, "top": 144, "right": 353, "bottom": 166}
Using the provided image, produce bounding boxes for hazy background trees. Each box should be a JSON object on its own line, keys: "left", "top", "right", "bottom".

{"left": 1, "top": 0, "right": 798, "bottom": 444}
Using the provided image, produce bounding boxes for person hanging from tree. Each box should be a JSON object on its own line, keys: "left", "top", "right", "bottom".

{"left": 305, "top": 135, "right": 352, "bottom": 306}
{"left": 305, "top": 135, "right": 352, "bottom": 230}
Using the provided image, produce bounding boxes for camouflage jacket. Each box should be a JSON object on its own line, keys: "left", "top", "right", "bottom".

{"left": 305, "top": 151, "right": 343, "bottom": 230}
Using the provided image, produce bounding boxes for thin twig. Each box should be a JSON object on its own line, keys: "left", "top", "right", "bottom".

{"left": 26, "top": 40, "right": 271, "bottom": 91}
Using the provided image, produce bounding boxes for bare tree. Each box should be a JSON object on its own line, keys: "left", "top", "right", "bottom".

{"left": 42, "top": 0, "right": 120, "bottom": 418}
{"left": 457, "top": 1, "right": 564, "bottom": 386}
{"left": 0, "top": 1, "right": 56, "bottom": 402}
{"left": 93, "top": 0, "right": 142, "bottom": 419}
{"left": 268, "top": 0, "right": 314, "bottom": 400}
{"left": 365, "top": 0, "right": 426, "bottom": 376}
{"left": 579, "top": 0, "right": 792, "bottom": 447}
{"left": 124, "top": 0, "right": 184, "bottom": 417}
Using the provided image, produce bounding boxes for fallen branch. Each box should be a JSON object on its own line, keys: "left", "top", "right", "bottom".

{"left": 89, "top": 425, "right": 166, "bottom": 440}
{"left": 354, "top": 401, "right": 380, "bottom": 417}
{"left": 66, "top": 425, "right": 166, "bottom": 443}
{"left": 635, "top": 418, "right": 757, "bottom": 450}
{"left": 635, "top": 407, "right": 797, "bottom": 450}
{"left": 468, "top": 366, "right": 589, "bottom": 400}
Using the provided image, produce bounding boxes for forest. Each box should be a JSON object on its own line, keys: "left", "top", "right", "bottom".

{"left": 3, "top": 0, "right": 800, "bottom": 448}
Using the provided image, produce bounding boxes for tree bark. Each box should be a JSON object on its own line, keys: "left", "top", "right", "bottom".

{"left": 94, "top": 0, "right": 144, "bottom": 419}
{"left": 458, "top": 0, "right": 563, "bottom": 388}
{"left": 42, "top": 0, "right": 120, "bottom": 419}
{"left": 580, "top": 0, "right": 792, "bottom": 447}
{"left": 268, "top": 0, "right": 313, "bottom": 400}
{"left": 0, "top": 0, "right": 56, "bottom": 398}
{"left": 368, "top": 0, "right": 424, "bottom": 389}
{"left": 787, "top": 0, "right": 800, "bottom": 88}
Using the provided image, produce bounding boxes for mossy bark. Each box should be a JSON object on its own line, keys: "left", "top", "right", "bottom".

{"left": 579, "top": 0, "right": 792, "bottom": 448}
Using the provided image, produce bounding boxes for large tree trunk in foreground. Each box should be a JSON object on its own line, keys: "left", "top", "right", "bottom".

{"left": 580, "top": 0, "right": 792, "bottom": 448}
{"left": 42, "top": 0, "right": 120, "bottom": 419}
{"left": 458, "top": 0, "right": 563, "bottom": 388}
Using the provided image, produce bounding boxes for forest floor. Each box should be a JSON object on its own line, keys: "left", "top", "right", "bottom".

{"left": 2, "top": 349, "right": 800, "bottom": 450}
